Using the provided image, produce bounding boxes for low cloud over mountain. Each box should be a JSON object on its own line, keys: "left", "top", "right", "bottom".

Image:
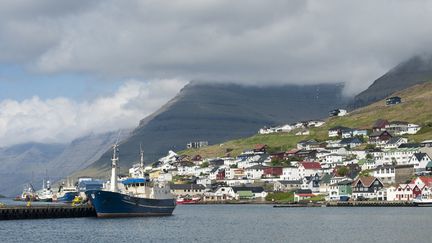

{"left": 1, "top": 1, "right": 432, "bottom": 95}
{"left": 0, "top": 79, "right": 186, "bottom": 147}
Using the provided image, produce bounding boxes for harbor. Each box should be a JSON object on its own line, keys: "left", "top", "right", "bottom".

{"left": 0, "top": 204, "right": 95, "bottom": 220}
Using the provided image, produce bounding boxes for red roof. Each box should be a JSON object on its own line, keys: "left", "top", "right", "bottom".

{"left": 255, "top": 144, "right": 268, "bottom": 150}
{"left": 300, "top": 162, "right": 321, "bottom": 170}
{"left": 413, "top": 176, "right": 432, "bottom": 186}
{"left": 286, "top": 149, "right": 300, "bottom": 154}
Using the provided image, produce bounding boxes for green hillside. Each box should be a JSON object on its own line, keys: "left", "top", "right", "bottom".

{"left": 180, "top": 82, "right": 432, "bottom": 158}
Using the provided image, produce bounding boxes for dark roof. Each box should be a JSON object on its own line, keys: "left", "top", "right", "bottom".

{"left": 246, "top": 165, "right": 268, "bottom": 170}
{"left": 320, "top": 173, "right": 332, "bottom": 184}
{"left": 369, "top": 130, "right": 392, "bottom": 137}
{"left": 210, "top": 167, "right": 219, "bottom": 173}
{"left": 278, "top": 180, "right": 303, "bottom": 185}
{"left": 352, "top": 176, "right": 381, "bottom": 187}
{"left": 232, "top": 186, "right": 265, "bottom": 193}
{"left": 389, "top": 121, "right": 409, "bottom": 125}
{"left": 329, "top": 126, "right": 351, "bottom": 131}
{"left": 170, "top": 184, "right": 206, "bottom": 190}
{"left": 414, "top": 153, "right": 429, "bottom": 161}
{"left": 386, "top": 96, "right": 401, "bottom": 100}
{"left": 337, "top": 180, "right": 352, "bottom": 186}
{"left": 372, "top": 119, "right": 389, "bottom": 129}
{"left": 399, "top": 143, "right": 420, "bottom": 148}
{"left": 374, "top": 164, "right": 413, "bottom": 170}
{"left": 295, "top": 189, "right": 312, "bottom": 194}
{"left": 340, "top": 137, "right": 362, "bottom": 144}
{"left": 386, "top": 137, "right": 405, "bottom": 145}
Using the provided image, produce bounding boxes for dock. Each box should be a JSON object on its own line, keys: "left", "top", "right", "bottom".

{"left": 326, "top": 201, "right": 417, "bottom": 207}
{"left": 0, "top": 204, "right": 96, "bottom": 220}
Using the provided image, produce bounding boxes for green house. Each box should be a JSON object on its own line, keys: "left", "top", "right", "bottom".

{"left": 338, "top": 180, "right": 352, "bottom": 196}
{"left": 237, "top": 191, "right": 254, "bottom": 199}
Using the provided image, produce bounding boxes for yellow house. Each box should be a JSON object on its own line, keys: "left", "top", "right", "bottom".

{"left": 149, "top": 170, "right": 160, "bottom": 180}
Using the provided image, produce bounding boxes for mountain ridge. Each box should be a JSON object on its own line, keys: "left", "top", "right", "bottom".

{"left": 351, "top": 55, "right": 432, "bottom": 108}
{"left": 76, "top": 82, "right": 349, "bottom": 178}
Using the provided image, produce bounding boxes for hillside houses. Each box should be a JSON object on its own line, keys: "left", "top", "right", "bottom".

{"left": 258, "top": 120, "right": 325, "bottom": 134}
{"left": 144, "top": 114, "right": 431, "bottom": 204}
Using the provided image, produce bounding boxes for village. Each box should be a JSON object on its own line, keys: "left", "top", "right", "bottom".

{"left": 128, "top": 97, "right": 432, "bottom": 205}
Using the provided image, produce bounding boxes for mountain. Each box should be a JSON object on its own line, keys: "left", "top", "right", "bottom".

{"left": 0, "top": 130, "right": 130, "bottom": 197}
{"left": 351, "top": 55, "right": 432, "bottom": 108}
{"left": 181, "top": 82, "right": 432, "bottom": 159}
{"left": 0, "top": 143, "right": 67, "bottom": 197}
{"left": 78, "top": 82, "right": 349, "bottom": 177}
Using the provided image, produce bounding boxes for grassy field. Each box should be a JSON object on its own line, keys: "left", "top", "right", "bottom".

{"left": 180, "top": 82, "right": 432, "bottom": 158}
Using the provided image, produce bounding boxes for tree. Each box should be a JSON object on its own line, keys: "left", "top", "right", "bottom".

{"left": 365, "top": 144, "right": 376, "bottom": 150}
{"left": 200, "top": 162, "right": 209, "bottom": 168}
{"left": 337, "top": 166, "right": 349, "bottom": 177}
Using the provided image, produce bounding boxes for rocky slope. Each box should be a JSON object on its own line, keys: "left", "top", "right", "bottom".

{"left": 79, "top": 82, "right": 349, "bottom": 177}
{"left": 351, "top": 55, "right": 432, "bottom": 108}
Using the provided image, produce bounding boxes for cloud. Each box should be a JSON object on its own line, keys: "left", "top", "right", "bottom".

{"left": 0, "top": 79, "right": 187, "bottom": 147}
{"left": 1, "top": 1, "right": 432, "bottom": 95}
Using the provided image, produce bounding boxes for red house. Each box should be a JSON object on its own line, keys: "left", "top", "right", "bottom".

{"left": 270, "top": 152, "right": 285, "bottom": 161}
{"left": 263, "top": 167, "right": 283, "bottom": 177}
{"left": 216, "top": 170, "right": 225, "bottom": 180}
{"left": 254, "top": 144, "right": 268, "bottom": 153}
{"left": 369, "top": 130, "right": 393, "bottom": 144}
{"left": 372, "top": 119, "right": 389, "bottom": 131}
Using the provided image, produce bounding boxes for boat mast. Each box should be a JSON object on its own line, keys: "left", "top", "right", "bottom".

{"left": 110, "top": 143, "right": 119, "bottom": 192}
{"left": 140, "top": 143, "right": 145, "bottom": 177}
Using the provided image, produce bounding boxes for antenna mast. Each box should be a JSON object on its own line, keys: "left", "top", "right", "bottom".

{"left": 140, "top": 144, "right": 145, "bottom": 177}
{"left": 110, "top": 143, "right": 119, "bottom": 192}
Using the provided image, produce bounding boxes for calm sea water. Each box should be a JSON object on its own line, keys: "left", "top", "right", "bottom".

{"left": 0, "top": 199, "right": 431, "bottom": 243}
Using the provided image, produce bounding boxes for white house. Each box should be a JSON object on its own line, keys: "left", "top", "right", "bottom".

{"left": 245, "top": 165, "right": 266, "bottom": 179}
{"left": 383, "top": 137, "right": 408, "bottom": 150}
{"left": 373, "top": 165, "right": 396, "bottom": 184}
{"left": 385, "top": 121, "right": 421, "bottom": 135}
{"left": 352, "top": 129, "right": 368, "bottom": 137}
{"left": 341, "top": 129, "right": 353, "bottom": 138}
{"left": 386, "top": 183, "right": 428, "bottom": 201}
{"left": 350, "top": 150, "right": 367, "bottom": 160}
{"left": 307, "top": 120, "right": 325, "bottom": 127}
{"left": 375, "top": 148, "right": 419, "bottom": 166}
{"left": 328, "top": 179, "right": 352, "bottom": 201}
{"left": 409, "top": 153, "right": 432, "bottom": 171}
{"left": 407, "top": 124, "right": 422, "bottom": 134}
{"left": 298, "top": 162, "right": 322, "bottom": 178}
{"left": 204, "top": 186, "right": 237, "bottom": 201}
{"left": 323, "top": 154, "right": 345, "bottom": 164}
{"left": 281, "top": 166, "right": 301, "bottom": 180}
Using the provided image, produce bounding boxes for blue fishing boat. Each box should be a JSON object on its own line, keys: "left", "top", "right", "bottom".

{"left": 86, "top": 144, "right": 176, "bottom": 218}
{"left": 55, "top": 180, "right": 78, "bottom": 203}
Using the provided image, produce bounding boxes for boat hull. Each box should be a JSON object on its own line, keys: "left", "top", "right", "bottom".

{"left": 56, "top": 192, "right": 78, "bottom": 203}
{"left": 85, "top": 190, "right": 176, "bottom": 218}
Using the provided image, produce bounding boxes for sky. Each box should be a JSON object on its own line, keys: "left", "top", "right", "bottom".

{"left": 1, "top": 0, "right": 432, "bottom": 146}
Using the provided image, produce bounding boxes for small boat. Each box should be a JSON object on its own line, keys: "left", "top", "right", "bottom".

{"left": 86, "top": 144, "right": 176, "bottom": 218}
{"left": 54, "top": 178, "right": 78, "bottom": 203}
{"left": 176, "top": 196, "right": 201, "bottom": 205}
{"left": 36, "top": 179, "right": 53, "bottom": 202}
{"left": 14, "top": 183, "right": 39, "bottom": 202}
{"left": 413, "top": 197, "right": 432, "bottom": 207}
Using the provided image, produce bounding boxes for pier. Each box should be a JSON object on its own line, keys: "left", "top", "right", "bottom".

{"left": 326, "top": 201, "right": 417, "bottom": 207}
{"left": 0, "top": 204, "right": 96, "bottom": 220}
